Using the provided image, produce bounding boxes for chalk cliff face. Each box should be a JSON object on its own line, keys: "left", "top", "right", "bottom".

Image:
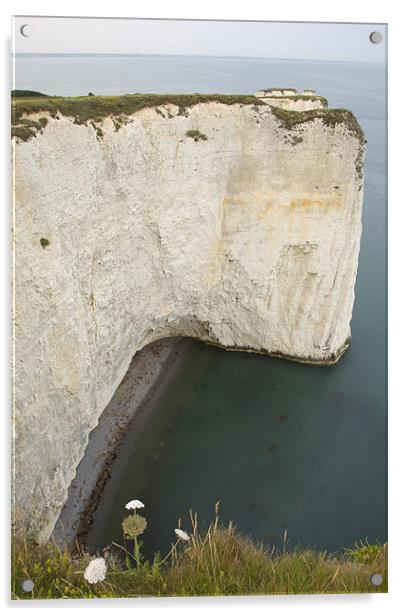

{"left": 260, "top": 97, "right": 326, "bottom": 111}
{"left": 255, "top": 89, "right": 327, "bottom": 111}
{"left": 13, "top": 99, "right": 365, "bottom": 540}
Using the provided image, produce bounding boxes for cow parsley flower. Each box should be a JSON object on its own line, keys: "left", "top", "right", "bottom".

{"left": 122, "top": 513, "right": 147, "bottom": 539}
{"left": 83, "top": 557, "right": 107, "bottom": 584}
{"left": 125, "top": 499, "right": 145, "bottom": 510}
{"left": 174, "top": 528, "right": 190, "bottom": 541}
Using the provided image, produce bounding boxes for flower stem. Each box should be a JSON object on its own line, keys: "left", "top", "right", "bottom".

{"left": 134, "top": 536, "right": 140, "bottom": 569}
{"left": 159, "top": 538, "right": 181, "bottom": 566}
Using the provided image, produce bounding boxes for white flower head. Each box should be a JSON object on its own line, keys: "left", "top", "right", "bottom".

{"left": 174, "top": 528, "right": 190, "bottom": 541}
{"left": 83, "top": 557, "right": 107, "bottom": 584}
{"left": 125, "top": 499, "right": 145, "bottom": 510}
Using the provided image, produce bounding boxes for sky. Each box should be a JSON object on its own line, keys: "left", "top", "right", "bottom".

{"left": 13, "top": 17, "right": 386, "bottom": 63}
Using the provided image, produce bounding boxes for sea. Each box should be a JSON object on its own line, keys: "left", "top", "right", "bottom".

{"left": 14, "top": 55, "right": 387, "bottom": 557}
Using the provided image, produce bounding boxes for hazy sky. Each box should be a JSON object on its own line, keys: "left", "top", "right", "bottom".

{"left": 13, "top": 17, "right": 386, "bottom": 63}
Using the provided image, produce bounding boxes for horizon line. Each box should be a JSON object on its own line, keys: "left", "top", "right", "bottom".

{"left": 13, "top": 52, "right": 384, "bottom": 64}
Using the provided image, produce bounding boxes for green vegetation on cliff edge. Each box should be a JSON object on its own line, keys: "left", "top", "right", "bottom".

{"left": 264, "top": 94, "right": 329, "bottom": 106}
{"left": 12, "top": 93, "right": 264, "bottom": 140}
{"left": 12, "top": 507, "right": 386, "bottom": 599}
{"left": 11, "top": 92, "right": 364, "bottom": 145}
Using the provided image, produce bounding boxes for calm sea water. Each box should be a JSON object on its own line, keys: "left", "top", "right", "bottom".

{"left": 15, "top": 56, "right": 387, "bottom": 556}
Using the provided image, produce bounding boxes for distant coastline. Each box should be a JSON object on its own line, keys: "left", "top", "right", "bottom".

{"left": 13, "top": 53, "right": 382, "bottom": 64}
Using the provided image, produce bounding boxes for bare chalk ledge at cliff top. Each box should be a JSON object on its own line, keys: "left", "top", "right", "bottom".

{"left": 12, "top": 87, "right": 365, "bottom": 541}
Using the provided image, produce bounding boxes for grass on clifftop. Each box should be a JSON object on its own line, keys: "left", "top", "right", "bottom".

{"left": 12, "top": 505, "right": 387, "bottom": 599}
{"left": 11, "top": 92, "right": 364, "bottom": 146}
{"left": 270, "top": 105, "right": 365, "bottom": 143}
{"left": 264, "top": 94, "right": 328, "bottom": 106}
{"left": 11, "top": 92, "right": 264, "bottom": 139}
{"left": 11, "top": 89, "right": 50, "bottom": 98}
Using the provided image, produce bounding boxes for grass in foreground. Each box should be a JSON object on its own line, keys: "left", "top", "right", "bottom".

{"left": 12, "top": 505, "right": 387, "bottom": 599}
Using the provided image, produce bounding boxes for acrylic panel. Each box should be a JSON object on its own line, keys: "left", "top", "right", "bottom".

{"left": 11, "top": 16, "right": 387, "bottom": 599}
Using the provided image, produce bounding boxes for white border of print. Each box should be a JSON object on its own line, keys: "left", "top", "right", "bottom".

{"left": 1, "top": 1, "right": 402, "bottom": 614}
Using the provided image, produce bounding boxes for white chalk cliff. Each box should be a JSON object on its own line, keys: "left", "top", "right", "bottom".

{"left": 12, "top": 95, "right": 365, "bottom": 540}
{"left": 255, "top": 88, "right": 327, "bottom": 111}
